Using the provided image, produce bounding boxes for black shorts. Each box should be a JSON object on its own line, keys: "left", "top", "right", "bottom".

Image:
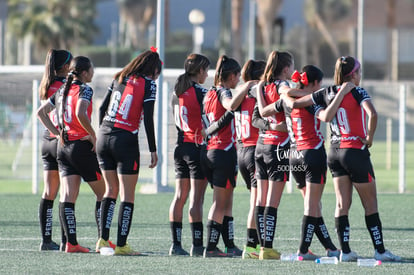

{"left": 327, "top": 147, "right": 375, "bottom": 183}
{"left": 41, "top": 136, "right": 58, "bottom": 171}
{"left": 238, "top": 146, "right": 257, "bottom": 190}
{"left": 96, "top": 129, "right": 140, "bottom": 175}
{"left": 291, "top": 147, "right": 327, "bottom": 189}
{"left": 255, "top": 143, "right": 289, "bottom": 182}
{"left": 57, "top": 139, "right": 102, "bottom": 182}
{"left": 174, "top": 142, "right": 205, "bottom": 179}
{"left": 201, "top": 146, "right": 237, "bottom": 189}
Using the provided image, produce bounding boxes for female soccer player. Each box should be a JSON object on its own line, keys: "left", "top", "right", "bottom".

{"left": 169, "top": 53, "right": 210, "bottom": 256}
{"left": 201, "top": 55, "right": 256, "bottom": 257}
{"left": 260, "top": 65, "right": 353, "bottom": 260}
{"left": 38, "top": 49, "right": 72, "bottom": 251}
{"left": 254, "top": 50, "right": 292, "bottom": 260}
{"left": 283, "top": 56, "right": 401, "bottom": 262}
{"left": 96, "top": 48, "right": 161, "bottom": 256}
{"left": 235, "top": 59, "right": 286, "bottom": 259}
{"left": 37, "top": 56, "right": 105, "bottom": 253}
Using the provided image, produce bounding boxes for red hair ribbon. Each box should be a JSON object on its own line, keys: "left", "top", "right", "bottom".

{"left": 150, "top": 46, "right": 164, "bottom": 65}
{"left": 291, "top": 70, "right": 308, "bottom": 86}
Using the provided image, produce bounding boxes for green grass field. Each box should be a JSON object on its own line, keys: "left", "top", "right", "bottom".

{"left": 1, "top": 139, "right": 413, "bottom": 273}
{"left": 1, "top": 140, "right": 414, "bottom": 194}
{"left": 0, "top": 191, "right": 413, "bottom": 274}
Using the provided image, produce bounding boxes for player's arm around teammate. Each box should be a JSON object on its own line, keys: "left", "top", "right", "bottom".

{"left": 201, "top": 55, "right": 256, "bottom": 257}
{"left": 252, "top": 50, "right": 293, "bottom": 260}
{"left": 320, "top": 56, "right": 399, "bottom": 262}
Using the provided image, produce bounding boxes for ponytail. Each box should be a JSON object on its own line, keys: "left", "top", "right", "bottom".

{"left": 334, "top": 56, "right": 360, "bottom": 85}
{"left": 175, "top": 53, "right": 210, "bottom": 96}
{"left": 263, "top": 50, "right": 293, "bottom": 83}
{"left": 242, "top": 59, "right": 266, "bottom": 82}
{"left": 57, "top": 56, "right": 91, "bottom": 142}
{"left": 115, "top": 49, "right": 163, "bottom": 83}
{"left": 214, "top": 55, "right": 241, "bottom": 86}
{"left": 39, "top": 49, "right": 73, "bottom": 100}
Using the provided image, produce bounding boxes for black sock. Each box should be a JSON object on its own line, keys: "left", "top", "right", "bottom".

{"left": 39, "top": 198, "right": 54, "bottom": 242}
{"left": 299, "top": 216, "right": 317, "bottom": 254}
{"left": 170, "top": 221, "right": 183, "bottom": 246}
{"left": 246, "top": 228, "right": 259, "bottom": 248}
{"left": 58, "top": 202, "right": 66, "bottom": 245}
{"left": 264, "top": 207, "right": 277, "bottom": 248}
{"left": 221, "top": 216, "right": 235, "bottom": 248}
{"left": 117, "top": 202, "right": 134, "bottom": 247}
{"left": 365, "top": 213, "right": 385, "bottom": 253}
{"left": 190, "top": 222, "right": 203, "bottom": 247}
{"left": 95, "top": 201, "right": 101, "bottom": 238}
{"left": 60, "top": 202, "right": 77, "bottom": 245}
{"left": 100, "top": 198, "right": 116, "bottom": 241}
{"left": 335, "top": 215, "right": 351, "bottom": 253}
{"left": 206, "top": 220, "right": 222, "bottom": 251}
{"left": 315, "top": 217, "right": 337, "bottom": 250}
{"left": 254, "top": 206, "right": 265, "bottom": 247}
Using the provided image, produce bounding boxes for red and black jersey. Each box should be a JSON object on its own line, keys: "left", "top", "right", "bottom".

{"left": 45, "top": 77, "right": 65, "bottom": 138}
{"left": 275, "top": 99, "right": 324, "bottom": 150}
{"left": 203, "top": 86, "right": 236, "bottom": 151}
{"left": 101, "top": 75, "right": 156, "bottom": 133}
{"left": 235, "top": 93, "right": 259, "bottom": 147}
{"left": 49, "top": 80, "right": 93, "bottom": 141}
{"left": 172, "top": 82, "right": 207, "bottom": 145}
{"left": 312, "top": 85, "right": 371, "bottom": 149}
{"left": 258, "top": 81, "right": 289, "bottom": 146}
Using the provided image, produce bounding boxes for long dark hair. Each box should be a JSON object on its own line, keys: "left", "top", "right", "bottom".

{"left": 334, "top": 56, "right": 360, "bottom": 85}
{"left": 241, "top": 59, "right": 266, "bottom": 82}
{"left": 175, "top": 53, "right": 210, "bottom": 96}
{"left": 58, "top": 56, "right": 92, "bottom": 140}
{"left": 39, "top": 49, "right": 72, "bottom": 100}
{"left": 262, "top": 50, "right": 293, "bottom": 83}
{"left": 214, "top": 55, "right": 241, "bottom": 86}
{"left": 114, "top": 49, "right": 163, "bottom": 83}
{"left": 296, "top": 65, "right": 324, "bottom": 89}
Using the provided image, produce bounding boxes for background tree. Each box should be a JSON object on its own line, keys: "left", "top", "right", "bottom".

{"left": 7, "top": 0, "right": 98, "bottom": 58}
{"left": 117, "top": 0, "right": 156, "bottom": 49}
{"left": 231, "top": 0, "right": 243, "bottom": 62}
{"left": 256, "top": 0, "right": 283, "bottom": 55}
{"left": 304, "top": 0, "right": 352, "bottom": 65}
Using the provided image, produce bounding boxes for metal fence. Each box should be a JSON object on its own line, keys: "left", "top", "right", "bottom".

{"left": 0, "top": 66, "right": 413, "bottom": 194}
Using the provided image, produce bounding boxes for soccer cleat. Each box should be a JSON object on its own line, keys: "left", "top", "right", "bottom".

{"left": 39, "top": 240, "right": 60, "bottom": 251}
{"left": 169, "top": 243, "right": 189, "bottom": 256}
{"left": 190, "top": 245, "right": 204, "bottom": 257}
{"left": 114, "top": 243, "right": 141, "bottom": 256}
{"left": 297, "top": 250, "right": 319, "bottom": 261}
{"left": 225, "top": 246, "right": 243, "bottom": 256}
{"left": 259, "top": 247, "right": 281, "bottom": 260}
{"left": 203, "top": 248, "right": 233, "bottom": 258}
{"left": 374, "top": 249, "right": 401, "bottom": 262}
{"left": 60, "top": 242, "right": 66, "bottom": 252}
{"left": 340, "top": 251, "right": 359, "bottom": 262}
{"left": 65, "top": 243, "right": 90, "bottom": 253}
{"left": 95, "top": 238, "right": 116, "bottom": 253}
{"left": 242, "top": 245, "right": 260, "bottom": 259}
{"left": 327, "top": 249, "right": 341, "bottom": 258}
